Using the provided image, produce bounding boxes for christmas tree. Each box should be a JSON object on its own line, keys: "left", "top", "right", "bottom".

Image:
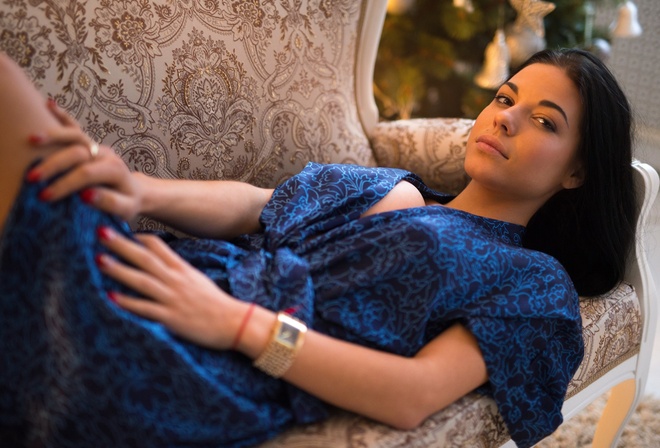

{"left": 374, "top": 0, "right": 613, "bottom": 120}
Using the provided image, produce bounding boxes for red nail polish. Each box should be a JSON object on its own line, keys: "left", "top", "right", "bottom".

{"left": 26, "top": 169, "right": 41, "bottom": 183}
{"left": 94, "top": 253, "right": 106, "bottom": 268}
{"left": 28, "top": 134, "right": 45, "bottom": 145}
{"left": 97, "top": 226, "right": 113, "bottom": 241}
{"left": 80, "top": 189, "right": 96, "bottom": 204}
{"left": 107, "top": 292, "right": 118, "bottom": 303}
{"left": 38, "top": 188, "right": 53, "bottom": 201}
{"left": 47, "top": 98, "right": 57, "bottom": 108}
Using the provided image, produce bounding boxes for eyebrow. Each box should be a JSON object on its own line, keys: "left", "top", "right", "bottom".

{"left": 504, "top": 81, "right": 569, "bottom": 127}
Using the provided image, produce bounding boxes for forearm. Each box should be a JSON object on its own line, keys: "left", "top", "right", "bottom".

{"left": 136, "top": 172, "right": 273, "bottom": 238}
{"left": 236, "top": 305, "right": 488, "bottom": 429}
{"left": 285, "top": 331, "right": 433, "bottom": 428}
{"left": 98, "top": 226, "right": 487, "bottom": 428}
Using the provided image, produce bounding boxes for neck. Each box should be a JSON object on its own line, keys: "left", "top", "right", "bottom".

{"left": 444, "top": 182, "right": 549, "bottom": 227}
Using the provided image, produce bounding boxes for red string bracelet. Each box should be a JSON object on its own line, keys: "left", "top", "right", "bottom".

{"left": 231, "top": 303, "right": 256, "bottom": 350}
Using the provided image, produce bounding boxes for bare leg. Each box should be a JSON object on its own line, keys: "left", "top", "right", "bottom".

{"left": 0, "top": 53, "right": 64, "bottom": 233}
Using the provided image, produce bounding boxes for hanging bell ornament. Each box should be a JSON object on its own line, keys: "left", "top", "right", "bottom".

{"left": 475, "top": 29, "right": 510, "bottom": 90}
{"left": 610, "top": 1, "right": 643, "bottom": 38}
{"left": 506, "top": 26, "right": 546, "bottom": 68}
{"left": 505, "top": 0, "right": 555, "bottom": 67}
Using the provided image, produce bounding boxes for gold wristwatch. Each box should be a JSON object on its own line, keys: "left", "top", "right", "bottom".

{"left": 253, "top": 312, "right": 307, "bottom": 378}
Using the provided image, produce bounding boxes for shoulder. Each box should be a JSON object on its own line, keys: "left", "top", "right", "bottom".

{"left": 361, "top": 181, "right": 426, "bottom": 218}
{"left": 260, "top": 163, "right": 416, "bottom": 244}
{"left": 502, "top": 246, "right": 580, "bottom": 318}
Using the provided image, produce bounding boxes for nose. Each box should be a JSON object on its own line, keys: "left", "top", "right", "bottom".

{"left": 493, "top": 108, "right": 516, "bottom": 135}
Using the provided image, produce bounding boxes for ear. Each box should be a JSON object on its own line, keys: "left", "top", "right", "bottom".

{"left": 562, "top": 162, "right": 585, "bottom": 190}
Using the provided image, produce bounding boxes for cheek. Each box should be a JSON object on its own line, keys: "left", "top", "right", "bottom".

{"left": 533, "top": 142, "right": 578, "bottom": 173}
{"left": 462, "top": 147, "right": 495, "bottom": 183}
{"left": 462, "top": 141, "right": 480, "bottom": 175}
{"left": 517, "top": 145, "right": 576, "bottom": 191}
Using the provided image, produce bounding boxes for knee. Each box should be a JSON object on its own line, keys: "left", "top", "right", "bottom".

{"left": 0, "top": 51, "right": 13, "bottom": 69}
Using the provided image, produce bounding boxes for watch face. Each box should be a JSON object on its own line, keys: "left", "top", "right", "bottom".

{"left": 278, "top": 325, "right": 299, "bottom": 348}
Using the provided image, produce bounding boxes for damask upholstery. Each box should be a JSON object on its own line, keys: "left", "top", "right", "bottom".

{"left": 371, "top": 118, "right": 473, "bottom": 195}
{"left": 0, "top": 1, "right": 650, "bottom": 447}
{"left": 0, "top": 0, "right": 376, "bottom": 230}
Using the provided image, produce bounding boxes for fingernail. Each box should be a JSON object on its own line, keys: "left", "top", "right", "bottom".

{"left": 96, "top": 226, "right": 113, "bottom": 241}
{"left": 26, "top": 169, "right": 41, "bottom": 183}
{"left": 38, "top": 188, "right": 53, "bottom": 201}
{"left": 28, "top": 134, "right": 45, "bottom": 145}
{"left": 107, "top": 292, "right": 118, "bottom": 304}
{"left": 47, "top": 98, "right": 57, "bottom": 108}
{"left": 95, "top": 253, "right": 107, "bottom": 268}
{"left": 80, "top": 189, "right": 97, "bottom": 204}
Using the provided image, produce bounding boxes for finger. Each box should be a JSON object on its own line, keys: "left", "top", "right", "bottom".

{"left": 135, "top": 234, "right": 186, "bottom": 269}
{"left": 34, "top": 147, "right": 119, "bottom": 200}
{"left": 98, "top": 227, "right": 171, "bottom": 281}
{"left": 108, "top": 291, "right": 171, "bottom": 323}
{"left": 97, "top": 251, "right": 171, "bottom": 303}
{"left": 29, "top": 127, "right": 89, "bottom": 148}
{"left": 46, "top": 98, "right": 80, "bottom": 128}
{"left": 81, "top": 187, "right": 137, "bottom": 221}
{"left": 27, "top": 142, "right": 97, "bottom": 183}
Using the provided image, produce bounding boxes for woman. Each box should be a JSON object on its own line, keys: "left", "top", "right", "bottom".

{"left": 0, "top": 48, "right": 635, "bottom": 448}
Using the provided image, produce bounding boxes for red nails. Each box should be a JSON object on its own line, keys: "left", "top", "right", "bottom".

{"left": 47, "top": 98, "right": 57, "bottom": 108}
{"left": 38, "top": 188, "right": 53, "bottom": 201}
{"left": 28, "top": 134, "right": 45, "bottom": 145}
{"left": 80, "top": 189, "right": 97, "bottom": 204}
{"left": 94, "top": 253, "right": 107, "bottom": 268}
{"left": 107, "top": 292, "right": 119, "bottom": 304}
{"left": 96, "top": 226, "right": 113, "bottom": 241}
{"left": 26, "top": 169, "right": 41, "bottom": 183}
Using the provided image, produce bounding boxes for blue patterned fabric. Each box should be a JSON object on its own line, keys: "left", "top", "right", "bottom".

{"left": 0, "top": 162, "right": 583, "bottom": 448}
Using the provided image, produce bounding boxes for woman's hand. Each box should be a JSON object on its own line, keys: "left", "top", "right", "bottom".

{"left": 27, "top": 100, "right": 144, "bottom": 221}
{"left": 97, "top": 226, "right": 244, "bottom": 350}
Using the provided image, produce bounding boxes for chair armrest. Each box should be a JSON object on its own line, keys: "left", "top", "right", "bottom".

{"left": 369, "top": 118, "right": 474, "bottom": 194}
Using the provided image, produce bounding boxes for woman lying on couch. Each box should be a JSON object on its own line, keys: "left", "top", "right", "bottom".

{"left": 0, "top": 48, "right": 635, "bottom": 448}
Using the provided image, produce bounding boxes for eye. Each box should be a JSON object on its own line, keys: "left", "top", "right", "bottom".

{"left": 494, "top": 94, "right": 513, "bottom": 106}
{"left": 535, "top": 116, "right": 557, "bottom": 132}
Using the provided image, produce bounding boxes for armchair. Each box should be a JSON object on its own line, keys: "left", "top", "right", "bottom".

{"left": 2, "top": 0, "right": 656, "bottom": 446}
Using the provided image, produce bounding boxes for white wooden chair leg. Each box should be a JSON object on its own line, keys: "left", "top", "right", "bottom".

{"left": 591, "top": 379, "right": 637, "bottom": 447}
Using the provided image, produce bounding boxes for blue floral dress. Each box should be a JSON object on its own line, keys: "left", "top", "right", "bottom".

{"left": 0, "top": 163, "right": 583, "bottom": 448}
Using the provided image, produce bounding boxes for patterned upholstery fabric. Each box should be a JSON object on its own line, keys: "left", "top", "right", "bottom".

{"left": 0, "top": 1, "right": 643, "bottom": 446}
{"left": 371, "top": 118, "right": 473, "bottom": 195}
{"left": 568, "top": 284, "right": 642, "bottom": 398}
{"left": 0, "top": 0, "right": 375, "bottom": 229}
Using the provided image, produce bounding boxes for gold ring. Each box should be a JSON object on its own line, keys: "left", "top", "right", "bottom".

{"left": 89, "top": 142, "right": 99, "bottom": 159}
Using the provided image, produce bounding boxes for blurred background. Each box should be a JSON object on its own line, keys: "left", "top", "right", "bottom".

{"left": 375, "top": 0, "right": 649, "bottom": 120}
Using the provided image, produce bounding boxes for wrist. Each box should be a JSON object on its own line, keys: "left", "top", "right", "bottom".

{"left": 230, "top": 302, "right": 256, "bottom": 350}
{"left": 133, "top": 172, "right": 156, "bottom": 216}
{"left": 235, "top": 305, "right": 277, "bottom": 358}
{"left": 253, "top": 312, "right": 308, "bottom": 378}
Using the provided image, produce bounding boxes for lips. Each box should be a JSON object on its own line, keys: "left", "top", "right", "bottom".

{"left": 476, "top": 135, "right": 508, "bottom": 159}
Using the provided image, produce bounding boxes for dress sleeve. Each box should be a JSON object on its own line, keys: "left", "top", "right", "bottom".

{"left": 259, "top": 162, "right": 412, "bottom": 248}
{"left": 464, "top": 314, "right": 584, "bottom": 448}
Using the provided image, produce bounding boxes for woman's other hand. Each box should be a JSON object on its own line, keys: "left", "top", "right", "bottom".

{"left": 96, "top": 227, "right": 244, "bottom": 350}
{"left": 26, "top": 100, "right": 144, "bottom": 221}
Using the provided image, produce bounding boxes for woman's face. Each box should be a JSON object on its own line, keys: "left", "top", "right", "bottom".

{"left": 464, "top": 63, "right": 583, "bottom": 205}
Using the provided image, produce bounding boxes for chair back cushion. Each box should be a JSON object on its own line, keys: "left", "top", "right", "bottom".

{"left": 1, "top": 1, "right": 376, "bottom": 195}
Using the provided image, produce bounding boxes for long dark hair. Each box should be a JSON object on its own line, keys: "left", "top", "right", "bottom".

{"left": 520, "top": 49, "right": 636, "bottom": 297}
